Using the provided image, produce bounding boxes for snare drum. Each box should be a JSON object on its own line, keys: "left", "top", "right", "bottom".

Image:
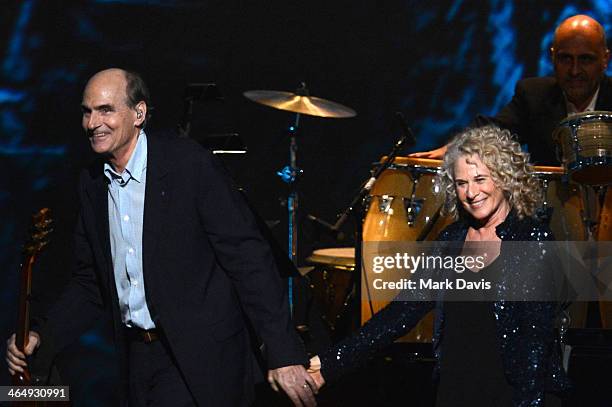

{"left": 362, "top": 157, "right": 449, "bottom": 342}
{"left": 553, "top": 111, "right": 612, "bottom": 185}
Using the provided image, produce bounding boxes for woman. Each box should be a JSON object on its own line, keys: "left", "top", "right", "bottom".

{"left": 307, "top": 126, "right": 569, "bottom": 406}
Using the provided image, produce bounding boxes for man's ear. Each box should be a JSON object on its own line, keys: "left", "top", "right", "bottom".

{"left": 134, "top": 101, "right": 147, "bottom": 127}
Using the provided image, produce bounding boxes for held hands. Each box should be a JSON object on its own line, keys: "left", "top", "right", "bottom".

{"left": 306, "top": 356, "right": 325, "bottom": 390}
{"left": 268, "top": 364, "right": 318, "bottom": 407}
{"left": 5, "top": 331, "right": 40, "bottom": 375}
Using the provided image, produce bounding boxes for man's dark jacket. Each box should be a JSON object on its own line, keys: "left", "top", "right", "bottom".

{"left": 35, "top": 134, "right": 307, "bottom": 406}
{"left": 493, "top": 75, "right": 612, "bottom": 165}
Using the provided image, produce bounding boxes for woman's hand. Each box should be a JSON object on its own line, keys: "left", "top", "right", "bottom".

{"left": 307, "top": 356, "right": 326, "bottom": 390}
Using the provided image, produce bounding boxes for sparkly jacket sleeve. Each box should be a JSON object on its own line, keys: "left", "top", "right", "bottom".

{"left": 316, "top": 225, "right": 461, "bottom": 384}
{"left": 319, "top": 299, "right": 434, "bottom": 383}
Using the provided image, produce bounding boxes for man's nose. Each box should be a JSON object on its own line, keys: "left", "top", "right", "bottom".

{"left": 85, "top": 113, "right": 99, "bottom": 129}
{"left": 570, "top": 57, "right": 581, "bottom": 75}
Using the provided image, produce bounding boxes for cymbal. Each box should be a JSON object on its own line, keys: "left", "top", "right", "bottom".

{"left": 243, "top": 90, "right": 356, "bottom": 118}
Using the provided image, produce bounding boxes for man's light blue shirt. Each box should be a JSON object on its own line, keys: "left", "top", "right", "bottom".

{"left": 104, "top": 131, "right": 155, "bottom": 329}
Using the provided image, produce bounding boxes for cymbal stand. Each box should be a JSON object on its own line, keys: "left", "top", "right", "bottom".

{"left": 277, "top": 86, "right": 308, "bottom": 313}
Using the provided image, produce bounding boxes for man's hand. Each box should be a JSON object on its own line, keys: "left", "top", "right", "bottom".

{"left": 5, "top": 332, "right": 40, "bottom": 375}
{"left": 267, "top": 364, "right": 317, "bottom": 407}
{"left": 408, "top": 145, "right": 447, "bottom": 159}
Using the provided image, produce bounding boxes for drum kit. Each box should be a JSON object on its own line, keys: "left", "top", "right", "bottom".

{"left": 244, "top": 84, "right": 356, "bottom": 314}
{"left": 245, "top": 87, "right": 612, "bottom": 341}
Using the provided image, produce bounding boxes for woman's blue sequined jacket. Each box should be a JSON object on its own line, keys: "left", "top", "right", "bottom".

{"left": 319, "top": 211, "right": 571, "bottom": 406}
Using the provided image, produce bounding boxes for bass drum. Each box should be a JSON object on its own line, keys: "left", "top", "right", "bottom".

{"left": 362, "top": 157, "right": 452, "bottom": 343}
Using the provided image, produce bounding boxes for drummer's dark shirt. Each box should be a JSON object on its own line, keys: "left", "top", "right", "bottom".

{"left": 488, "top": 75, "right": 612, "bottom": 165}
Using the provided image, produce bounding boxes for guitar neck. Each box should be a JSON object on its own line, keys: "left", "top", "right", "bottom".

{"left": 13, "top": 208, "right": 52, "bottom": 389}
{"left": 14, "top": 254, "right": 35, "bottom": 386}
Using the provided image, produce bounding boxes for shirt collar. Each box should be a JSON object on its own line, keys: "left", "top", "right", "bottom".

{"left": 104, "top": 130, "right": 148, "bottom": 183}
{"left": 565, "top": 86, "right": 600, "bottom": 115}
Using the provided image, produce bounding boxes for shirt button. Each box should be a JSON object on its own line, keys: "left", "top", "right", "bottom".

{"left": 132, "top": 280, "right": 138, "bottom": 286}
{"left": 128, "top": 248, "right": 134, "bottom": 254}
{"left": 123, "top": 215, "right": 130, "bottom": 222}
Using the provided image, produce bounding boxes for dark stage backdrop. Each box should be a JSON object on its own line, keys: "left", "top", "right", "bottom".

{"left": 1, "top": 0, "right": 611, "bottom": 404}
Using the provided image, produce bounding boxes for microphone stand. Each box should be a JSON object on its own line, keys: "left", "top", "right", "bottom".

{"left": 331, "top": 113, "right": 416, "bottom": 330}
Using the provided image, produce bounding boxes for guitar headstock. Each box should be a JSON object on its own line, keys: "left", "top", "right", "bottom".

{"left": 23, "top": 207, "right": 53, "bottom": 257}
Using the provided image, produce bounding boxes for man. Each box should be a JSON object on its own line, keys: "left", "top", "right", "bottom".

{"left": 412, "top": 14, "right": 611, "bottom": 165}
{"left": 6, "top": 68, "right": 317, "bottom": 406}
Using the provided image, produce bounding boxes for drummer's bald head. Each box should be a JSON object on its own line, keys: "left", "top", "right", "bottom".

{"left": 550, "top": 15, "right": 609, "bottom": 111}
{"left": 552, "top": 14, "right": 607, "bottom": 50}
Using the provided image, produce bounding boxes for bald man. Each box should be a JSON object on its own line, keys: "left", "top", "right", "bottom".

{"left": 494, "top": 14, "right": 611, "bottom": 165}
{"left": 6, "top": 68, "right": 317, "bottom": 407}
{"left": 414, "top": 14, "right": 612, "bottom": 165}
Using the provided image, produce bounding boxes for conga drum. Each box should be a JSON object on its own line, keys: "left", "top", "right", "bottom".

{"left": 554, "top": 112, "right": 612, "bottom": 328}
{"left": 598, "top": 189, "right": 612, "bottom": 329}
{"left": 532, "top": 166, "right": 590, "bottom": 328}
{"left": 362, "top": 157, "right": 452, "bottom": 342}
{"left": 553, "top": 111, "right": 612, "bottom": 185}
{"left": 532, "top": 165, "right": 587, "bottom": 242}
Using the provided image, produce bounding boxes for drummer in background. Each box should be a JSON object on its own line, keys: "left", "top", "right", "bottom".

{"left": 306, "top": 126, "right": 570, "bottom": 406}
{"left": 412, "top": 14, "right": 611, "bottom": 165}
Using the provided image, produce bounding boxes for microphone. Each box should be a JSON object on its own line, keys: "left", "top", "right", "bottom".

{"left": 395, "top": 111, "right": 417, "bottom": 148}
{"left": 307, "top": 214, "right": 345, "bottom": 241}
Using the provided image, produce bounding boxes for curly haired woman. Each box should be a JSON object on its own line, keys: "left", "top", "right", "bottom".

{"left": 308, "top": 126, "right": 570, "bottom": 407}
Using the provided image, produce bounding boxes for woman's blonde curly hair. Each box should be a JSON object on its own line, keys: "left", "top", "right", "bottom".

{"left": 439, "top": 125, "right": 542, "bottom": 220}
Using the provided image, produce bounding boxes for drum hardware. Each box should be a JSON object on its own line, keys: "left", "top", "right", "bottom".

{"left": 244, "top": 83, "right": 356, "bottom": 314}
{"left": 378, "top": 195, "right": 394, "bottom": 213}
{"left": 404, "top": 197, "right": 425, "bottom": 226}
{"left": 416, "top": 204, "right": 444, "bottom": 242}
{"left": 277, "top": 165, "right": 303, "bottom": 184}
{"left": 536, "top": 177, "right": 554, "bottom": 223}
{"left": 306, "top": 213, "right": 345, "bottom": 241}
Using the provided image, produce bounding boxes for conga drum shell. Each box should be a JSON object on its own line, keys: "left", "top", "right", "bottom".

{"left": 598, "top": 189, "right": 612, "bottom": 329}
{"left": 533, "top": 165, "right": 586, "bottom": 242}
{"left": 362, "top": 157, "right": 450, "bottom": 342}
